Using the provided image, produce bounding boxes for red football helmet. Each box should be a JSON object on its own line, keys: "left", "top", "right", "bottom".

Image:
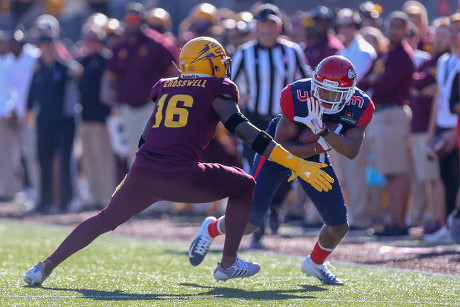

{"left": 312, "top": 55, "right": 357, "bottom": 114}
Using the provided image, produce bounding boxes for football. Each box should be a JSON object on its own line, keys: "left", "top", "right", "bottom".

{"left": 297, "top": 121, "right": 340, "bottom": 144}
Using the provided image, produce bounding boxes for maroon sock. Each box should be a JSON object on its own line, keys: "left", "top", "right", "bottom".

{"left": 222, "top": 192, "right": 253, "bottom": 257}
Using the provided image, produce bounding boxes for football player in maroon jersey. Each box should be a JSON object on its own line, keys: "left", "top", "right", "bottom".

{"left": 189, "top": 55, "right": 375, "bottom": 285}
{"left": 23, "top": 37, "right": 333, "bottom": 286}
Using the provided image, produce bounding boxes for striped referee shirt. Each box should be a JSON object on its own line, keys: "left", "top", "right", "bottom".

{"left": 231, "top": 38, "right": 311, "bottom": 118}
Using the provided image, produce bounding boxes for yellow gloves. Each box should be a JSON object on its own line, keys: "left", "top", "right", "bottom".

{"left": 269, "top": 145, "right": 334, "bottom": 192}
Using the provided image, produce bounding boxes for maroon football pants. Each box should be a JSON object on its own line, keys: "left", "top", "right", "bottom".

{"left": 48, "top": 162, "right": 255, "bottom": 265}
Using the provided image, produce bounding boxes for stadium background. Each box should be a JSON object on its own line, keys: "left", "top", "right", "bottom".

{"left": 1, "top": 0, "right": 457, "bottom": 42}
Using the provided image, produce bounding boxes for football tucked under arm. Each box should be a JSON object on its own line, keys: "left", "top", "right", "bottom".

{"left": 297, "top": 121, "right": 342, "bottom": 144}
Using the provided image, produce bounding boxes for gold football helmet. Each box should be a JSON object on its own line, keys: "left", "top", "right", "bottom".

{"left": 179, "top": 36, "right": 231, "bottom": 78}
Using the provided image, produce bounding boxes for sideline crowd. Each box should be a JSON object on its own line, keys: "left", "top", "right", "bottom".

{"left": 0, "top": 1, "right": 459, "bottom": 245}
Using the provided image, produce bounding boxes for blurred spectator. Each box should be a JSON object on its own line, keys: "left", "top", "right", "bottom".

{"left": 303, "top": 5, "right": 343, "bottom": 69}
{"left": 359, "top": 24, "right": 389, "bottom": 228}
{"left": 359, "top": 11, "right": 414, "bottom": 236}
{"left": 408, "top": 18, "right": 450, "bottom": 232}
{"left": 335, "top": 8, "right": 376, "bottom": 230}
{"left": 178, "top": 3, "right": 218, "bottom": 47}
{"left": 145, "top": 7, "right": 176, "bottom": 44}
{"left": 230, "top": 3, "right": 309, "bottom": 247}
{"left": 220, "top": 12, "right": 253, "bottom": 56}
{"left": 100, "top": 2, "right": 179, "bottom": 168}
{"left": 402, "top": 1, "right": 432, "bottom": 54}
{"left": 360, "top": 26, "right": 388, "bottom": 56}
{"left": 359, "top": 1, "right": 383, "bottom": 29}
{"left": 103, "top": 17, "right": 123, "bottom": 49}
{"left": 0, "top": 31, "right": 9, "bottom": 57}
{"left": 0, "top": 28, "right": 40, "bottom": 202}
{"left": 29, "top": 14, "right": 72, "bottom": 61}
{"left": 76, "top": 24, "right": 116, "bottom": 210}
{"left": 85, "top": 12, "right": 108, "bottom": 30}
{"left": 405, "top": 21, "right": 431, "bottom": 68}
{"left": 286, "top": 10, "right": 309, "bottom": 44}
{"left": 424, "top": 13, "right": 460, "bottom": 242}
{"left": 336, "top": 9, "right": 376, "bottom": 81}
{"left": 449, "top": 56, "right": 460, "bottom": 244}
{"left": 0, "top": 33, "right": 19, "bottom": 202}
{"left": 27, "top": 34, "right": 83, "bottom": 213}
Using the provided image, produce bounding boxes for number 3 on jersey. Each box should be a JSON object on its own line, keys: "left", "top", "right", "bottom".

{"left": 152, "top": 94, "right": 194, "bottom": 128}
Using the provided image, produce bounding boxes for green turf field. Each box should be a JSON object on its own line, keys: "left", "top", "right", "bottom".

{"left": 1, "top": 221, "right": 459, "bottom": 306}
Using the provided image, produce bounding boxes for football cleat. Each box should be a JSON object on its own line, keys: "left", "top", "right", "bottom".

{"left": 23, "top": 262, "right": 49, "bottom": 287}
{"left": 213, "top": 257, "right": 261, "bottom": 282}
{"left": 189, "top": 216, "right": 216, "bottom": 266}
{"left": 301, "top": 256, "right": 344, "bottom": 286}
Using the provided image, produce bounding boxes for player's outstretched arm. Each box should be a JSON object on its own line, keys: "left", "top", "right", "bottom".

{"left": 212, "top": 96, "right": 334, "bottom": 192}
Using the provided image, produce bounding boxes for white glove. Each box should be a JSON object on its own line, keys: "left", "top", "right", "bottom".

{"left": 316, "top": 137, "right": 332, "bottom": 152}
{"left": 293, "top": 97, "right": 324, "bottom": 134}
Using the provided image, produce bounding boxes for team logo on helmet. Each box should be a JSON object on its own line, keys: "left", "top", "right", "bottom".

{"left": 323, "top": 79, "right": 339, "bottom": 86}
{"left": 191, "top": 42, "right": 222, "bottom": 64}
{"left": 348, "top": 68, "right": 357, "bottom": 80}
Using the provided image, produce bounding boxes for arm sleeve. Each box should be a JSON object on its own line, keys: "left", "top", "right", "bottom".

{"left": 357, "top": 98, "right": 375, "bottom": 126}
{"left": 449, "top": 72, "right": 460, "bottom": 114}
{"left": 280, "top": 84, "right": 294, "bottom": 121}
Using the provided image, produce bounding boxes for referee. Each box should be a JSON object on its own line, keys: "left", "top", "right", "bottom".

{"left": 232, "top": 3, "right": 310, "bottom": 169}
{"left": 231, "top": 3, "right": 310, "bottom": 248}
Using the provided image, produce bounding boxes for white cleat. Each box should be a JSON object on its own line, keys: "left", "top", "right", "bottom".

{"left": 301, "top": 256, "right": 343, "bottom": 286}
{"left": 189, "top": 216, "right": 216, "bottom": 266}
{"left": 423, "top": 225, "right": 454, "bottom": 244}
{"left": 23, "top": 262, "right": 48, "bottom": 287}
{"left": 213, "top": 257, "right": 261, "bottom": 282}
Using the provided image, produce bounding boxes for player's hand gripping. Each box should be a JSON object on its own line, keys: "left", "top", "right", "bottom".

{"left": 270, "top": 145, "right": 334, "bottom": 192}
{"left": 293, "top": 97, "right": 324, "bottom": 134}
{"left": 287, "top": 159, "right": 334, "bottom": 192}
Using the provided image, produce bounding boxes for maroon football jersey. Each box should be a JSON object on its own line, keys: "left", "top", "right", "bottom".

{"left": 137, "top": 76, "right": 239, "bottom": 171}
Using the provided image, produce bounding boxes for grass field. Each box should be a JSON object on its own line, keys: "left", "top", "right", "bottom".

{"left": 1, "top": 220, "right": 459, "bottom": 307}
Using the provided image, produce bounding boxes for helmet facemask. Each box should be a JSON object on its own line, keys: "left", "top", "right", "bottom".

{"left": 209, "top": 53, "right": 231, "bottom": 78}
{"left": 312, "top": 74, "right": 355, "bottom": 114}
{"left": 221, "top": 55, "right": 231, "bottom": 79}
{"left": 311, "top": 55, "right": 357, "bottom": 114}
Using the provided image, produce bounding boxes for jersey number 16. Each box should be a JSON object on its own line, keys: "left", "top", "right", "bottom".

{"left": 152, "top": 94, "right": 194, "bottom": 128}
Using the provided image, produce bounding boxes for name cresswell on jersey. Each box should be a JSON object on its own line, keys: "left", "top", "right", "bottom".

{"left": 163, "top": 79, "right": 208, "bottom": 88}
